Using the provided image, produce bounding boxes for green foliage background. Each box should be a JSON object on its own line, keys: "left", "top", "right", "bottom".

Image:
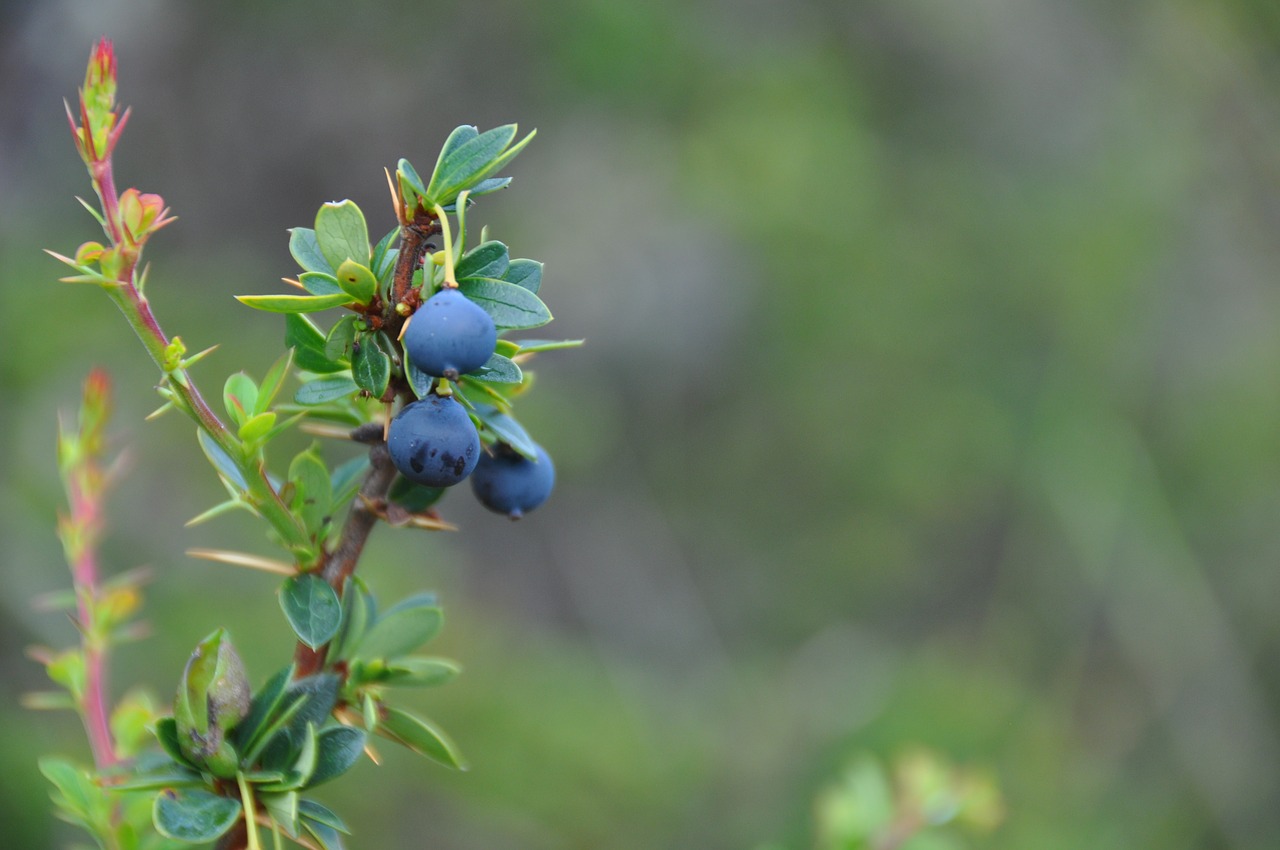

{"left": 4, "top": 0, "right": 1280, "bottom": 847}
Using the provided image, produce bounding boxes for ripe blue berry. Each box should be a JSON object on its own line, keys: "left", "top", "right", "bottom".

{"left": 387, "top": 395, "right": 480, "bottom": 487}
{"left": 403, "top": 288, "right": 497, "bottom": 379}
{"left": 470, "top": 442, "right": 555, "bottom": 519}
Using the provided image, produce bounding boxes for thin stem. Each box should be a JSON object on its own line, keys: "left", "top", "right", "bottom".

{"left": 236, "top": 774, "right": 262, "bottom": 850}
{"left": 90, "top": 165, "right": 310, "bottom": 554}
{"left": 432, "top": 203, "right": 458, "bottom": 288}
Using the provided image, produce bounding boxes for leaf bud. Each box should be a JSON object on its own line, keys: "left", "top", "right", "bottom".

{"left": 174, "top": 629, "right": 250, "bottom": 778}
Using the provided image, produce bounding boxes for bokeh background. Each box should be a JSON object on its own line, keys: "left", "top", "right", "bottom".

{"left": 4, "top": 0, "right": 1280, "bottom": 847}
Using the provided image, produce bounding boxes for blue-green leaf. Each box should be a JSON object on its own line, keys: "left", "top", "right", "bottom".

{"left": 295, "top": 376, "right": 358, "bottom": 406}
{"left": 280, "top": 575, "right": 341, "bottom": 650}
{"left": 324, "top": 316, "right": 358, "bottom": 363}
{"left": 474, "top": 406, "right": 538, "bottom": 461}
{"left": 289, "top": 228, "right": 334, "bottom": 275}
{"left": 351, "top": 340, "right": 390, "bottom": 398}
{"left": 306, "top": 726, "right": 366, "bottom": 788}
{"left": 503, "top": 258, "right": 543, "bottom": 293}
{"left": 468, "top": 352, "right": 522, "bottom": 384}
{"left": 355, "top": 600, "right": 442, "bottom": 660}
{"left": 153, "top": 789, "right": 241, "bottom": 843}
{"left": 456, "top": 277, "right": 552, "bottom": 330}
{"left": 455, "top": 241, "right": 509, "bottom": 281}
{"left": 298, "top": 272, "right": 343, "bottom": 297}
{"left": 197, "top": 430, "right": 247, "bottom": 489}
{"left": 314, "top": 201, "right": 370, "bottom": 270}
{"left": 298, "top": 799, "right": 350, "bottom": 834}
{"left": 232, "top": 665, "right": 295, "bottom": 753}
{"left": 427, "top": 125, "right": 525, "bottom": 203}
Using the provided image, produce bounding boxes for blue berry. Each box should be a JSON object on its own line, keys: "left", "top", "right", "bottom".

{"left": 403, "top": 288, "right": 496, "bottom": 379}
{"left": 470, "top": 442, "right": 555, "bottom": 519}
{"left": 387, "top": 395, "right": 480, "bottom": 487}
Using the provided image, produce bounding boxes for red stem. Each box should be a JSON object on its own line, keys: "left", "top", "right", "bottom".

{"left": 69, "top": 475, "right": 117, "bottom": 768}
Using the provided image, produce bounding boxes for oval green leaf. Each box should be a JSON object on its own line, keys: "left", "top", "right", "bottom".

{"left": 305, "top": 726, "right": 366, "bottom": 788}
{"left": 468, "top": 352, "right": 522, "bottom": 384}
{"left": 354, "top": 603, "right": 442, "bottom": 660}
{"left": 314, "top": 200, "right": 370, "bottom": 271}
{"left": 289, "top": 228, "right": 333, "bottom": 275}
{"left": 352, "top": 341, "right": 390, "bottom": 398}
{"left": 294, "top": 376, "right": 358, "bottom": 406}
{"left": 503, "top": 258, "right": 543, "bottom": 293}
{"left": 279, "top": 574, "right": 341, "bottom": 650}
{"left": 456, "top": 277, "right": 552, "bottom": 330}
{"left": 334, "top": 259, "right": 377, "bottom": 303}
{"left": 455, "top": 240, "right": 509, "bottom": 281}
{"left": 153, "top": 789, "right": 242, "bottom": 843}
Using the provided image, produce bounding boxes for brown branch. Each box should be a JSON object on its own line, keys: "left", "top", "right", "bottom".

{"left": 293, "top": 434, "right": 400, "bottom": 676}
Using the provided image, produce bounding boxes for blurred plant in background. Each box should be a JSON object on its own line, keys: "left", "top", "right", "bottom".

{"left": 6, "top": 1, "right": 1280, "bottom": 849}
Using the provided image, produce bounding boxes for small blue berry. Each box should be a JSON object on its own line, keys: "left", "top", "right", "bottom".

{"left": 470, "top": 442, "right": 555, "bottom": 519}
{"left": 387, "top": 395, "right": 480, "bottom": 487}
{"left": 403, "top": 288, "right": 497, "bottom": 379}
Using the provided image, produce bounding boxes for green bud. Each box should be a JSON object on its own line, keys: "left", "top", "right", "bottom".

{"left": 174, "top": 629, "right": 250, "bottom": 778}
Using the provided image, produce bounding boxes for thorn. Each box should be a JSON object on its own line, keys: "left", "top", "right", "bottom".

{"left": 299, "top": 422, "right": 360, "bottom": 440}
{"left": 282, "top": 277, "right": 306, "bottom": 290}
{"left": 185, "top": 548, "right": 295, "bottom": 576}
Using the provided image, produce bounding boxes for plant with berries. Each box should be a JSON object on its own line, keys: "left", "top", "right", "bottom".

{"left": 33, "top": 39, "right": 579, "bottom": 850}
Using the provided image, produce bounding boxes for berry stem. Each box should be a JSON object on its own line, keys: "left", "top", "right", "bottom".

{"left": 432, "top": 203, "right": 458, "bottom": 288}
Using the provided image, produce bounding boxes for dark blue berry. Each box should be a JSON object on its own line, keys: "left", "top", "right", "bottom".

{"left": 470, "top": 442, "right": 555, "bottom": 519}
{"left": 387, "top": 395, "right": 480, "bottom": 487}
{"left": 403, "top": 288, "right": 496, "bottom": 379}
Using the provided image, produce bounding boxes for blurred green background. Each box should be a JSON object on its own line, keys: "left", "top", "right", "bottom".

{"left": 5, "top": 0, "right": 1280, "bottom": 847}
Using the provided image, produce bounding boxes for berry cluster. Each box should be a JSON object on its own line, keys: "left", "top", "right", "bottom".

{"left": 390, "top": 286, "right": 555, "bottom": 518}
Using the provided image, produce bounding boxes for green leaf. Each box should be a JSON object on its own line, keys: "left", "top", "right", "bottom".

{"left": 397, "top": 157, "right": 427, "bottom": 201}
{"left": 39, "top": 757, "right": 102, "bottom": 825}
{"left": 298, "top": 799, "right": 349, "bottom": 834}
{"left": 109, "top": 765, "right": 206, "bottom": 792}
{"left": 261, "top": 790, "right": 299, "bottom": 839}
{"left": 457, "top": 277, "right": 552, "bottom": 329}
{"left": 405, "top": 360, "right": 434, "bottom": 399}
{"left": 237, "top": 293, "right": 352, "bottom": 314}
{"left": 223, "top": 373, "right": 258, "bottom": 427}
{"left": 352, "top": 340, "right": 390, "bottom": 398}
{"left": 314, "top": 200, "right": 370, "bottom": 271}
{"left": 426, "top": 125, "right": 533, "bottom": 204}
{"left": 153, "top": 717, "right": 194, "bottom": 767}
{"left": 285, "top": 314, "right": 345, "bottom": 374}
{"left": 198, "top": 430, "right": 247, "bottom": 490}
{"left": 281, "top": 675, "right": 341, "bottom": 739}
{"left": 306, "top": 726, "right": 366, "bottom": 788}
{"left": 329, "top": 578, "right": 374, "bottom": 662}
{"left": 455, "top": 241, "right": 509, "bottom": 281}
{"left": 238, "top": 411, "right": 277, "bottom": 443}
{"left": 503, "top": 258, "right": 543, "bottom": 293}
{"left": 330, "top": 455, "right": 369, "bottom": 507}
{"left": 153, "top": 789, "right": 241, "bottom": 843}
{"left": 424, "top": 126, "right": 478, "bottom": 200}
{"left": 468, "top": 176, "right": 513, "bottom": 197}
{"left": 257, "top": 350, "right": 295, "bottom": 414}
{"left": 469, "top": 352, "right": 522, "bottom": 384}
{"left": 324, "top": 316, "right": 359, "bottom": 363}
{"left": 233, "top": 665, "right": 294, "bottom": 754}
{"left": 384, "top": 656, "right": 461, "bottom": 688}
{"left": 294, "top": 376, "right": 358, "bottom": 406}
{"left": 279, "top": 575, "right": 341, "bottom": 650}
{"left": 388, "top": 476, "right": 445, "bottom": 512}
{"left": 289, "top": 449, "right": 333, "bottom": 537}
{"left": 474, "top": 407, "right": 538, "bottom": 460}
{"left": 371, "top": 227, "right": 399, "bottom": 286}
{"left": 289, "top": 228, "right": 334, "bottom": 275}
{"left": 301, "top": 815, "right": 345, "bottom": 850}
{"left": 298, "top": 272, "right": 343, "bottom": 296}
{"left": 377, "top": 707, "right": 467, "bottom": 770}
{"left": 512, "top": 338, "right": 585, "bottom": 354}
{"left": 354, "top": 600, "right": 442, "bottom": 660}
{"left": 333, "top": 260, "right": 378, "bottom": 303}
